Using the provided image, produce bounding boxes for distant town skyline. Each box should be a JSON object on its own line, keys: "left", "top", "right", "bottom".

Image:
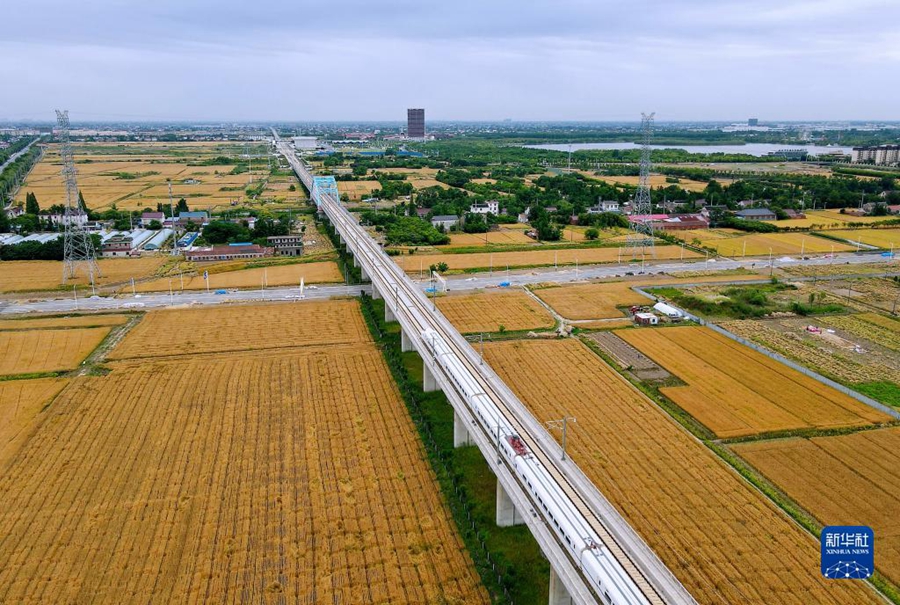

{"left": 3, "top": 0, "right": 899, "bottom": 122}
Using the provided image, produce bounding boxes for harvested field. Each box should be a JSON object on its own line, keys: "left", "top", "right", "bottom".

{"left": 811, "top": 210, "right": 891, "bottom": 224}
{"left": 587, "top": 332, "right": 671, "bottom": 381}
{"left": 0, "top": 378, "right": 69, "bottom": 467}
{"left": 592, "top": 173, "right": 710, "bottom": 192}
{"left": 483, "top": 339, "right": 880, "bottom": 605}
{"left": 337, "top": 180, "right": 381, "bottom": 200}
{"left": 558, "top": 226, "right": 628, "bottom": 243}
{"left": 132, "top": 260, "right": 342, "bottom": 292}
{"left": 0, "top": 258, "right": 167, "bottom": 292}
{"left": 822, "top": 313, "right": 900, "bottom": 352}
{"left": 723, "top": 318, "right": 900, "bottom": 389}
{"left": 822, "top": 228, "right": 900, "bottom": 250}
{"left": 437, "top": 290, "right": 554, "bottom": 333}
{"left": 109, "top": 300, "right": 369, "bottom": 360}
{"left": 0, "top": 343, "right": 487, "bottom": 603}
{"left": 393, "top": 245, "right": 699, "bottom": 273}
{"left": 0, "top": 314, "right": 130, "bottom": 331}
{"left": 533, "top": 282, "right": 649, "bottom": 320}
{"left": 673, "top": 230, "right": 855, "bottom": 257}
{"left": 619, "top": 326, "right": 890, "bottom": 438}
{"left": 0, "top": 327, "right": 110, "bottom": 376}
{"left": 14, "top": 143, "right": 285, "bottom": 211}
{"left": 734, "top": 428, "right": 900, "bottom": 585}
{"left": 447, "top": 230, "right": 534, "bottom": 246}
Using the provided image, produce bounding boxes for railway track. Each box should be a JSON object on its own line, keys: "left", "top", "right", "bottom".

{"left": 275, "top": 137, "right": 695, "bottom": 605}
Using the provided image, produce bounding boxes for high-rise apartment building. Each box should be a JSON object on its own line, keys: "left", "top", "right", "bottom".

{"left": 407, "top": 108, "right": 425, "bottom": 139}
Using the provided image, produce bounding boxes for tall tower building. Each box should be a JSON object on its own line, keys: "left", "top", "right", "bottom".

{"left": 407, "top": 108, "right": 425, "bottom": 139}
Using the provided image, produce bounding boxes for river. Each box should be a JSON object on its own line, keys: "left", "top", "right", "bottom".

{"left": 524, "top": 142, "right": 854, "bottom": 157}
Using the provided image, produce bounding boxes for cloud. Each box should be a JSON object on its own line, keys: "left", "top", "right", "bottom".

{"left": 2, "top": 0, "right": 898, "bottom": 121}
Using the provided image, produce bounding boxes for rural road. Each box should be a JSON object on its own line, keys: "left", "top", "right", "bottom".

{"left": 0, "top": 136, "right": 42, "bottom": 175}
{"left": 0, "top": 251, "right": 894, "bottom": 316}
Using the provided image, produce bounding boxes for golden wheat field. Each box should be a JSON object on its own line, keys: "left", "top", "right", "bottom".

{"left": 447, "top": 230, "right": 534, "bottom": 246}
{"left": 0, "top": 258, "right": 167, "bottom": 292}
{"left": 533, "top": 282, "right": 649, "bottom": 320}
{"left": 0, "top": 342, "right": 488, "bottom": 603}
{"left": 13, "top": 142, "right": 290, "bottom": 212}
{"left": 674, "top": 230, "right": 855, "bottom": 257}
{"left": 822, "top": 229, "right": 900, "bottom": 250}
{"left": 733, "top": 428, "right": 900, "bottom": 585}
{"left": 109, "top": 300, "right": 369, "bottom": 360}
{"left": 394, "top": 245, "right": 699, "bottom": 273}
{"left": 437, "top": 291, "right": 554, "bottom": 333}
{"left": 0, "top": 378, "right": 69, "bottom": 467}
{"left": 131, "top": 261, "right": 343, "bottom": 293}
{"left": 811, "top": 210, "right": 891, "bottom": 224}
{"left": 0, "top": 314, "right": 130, "bottom": 330}
{"left": 483, "top": 339, "right": 880, "bottom": 605}
{"left": 591, "top": 173, "right": 711, "bottom": 192}
{"left": 620, "top": 327, "right": 889, "bottom": 438}
{"left": 0, "top": 327, "right": 110, "bottom": 376}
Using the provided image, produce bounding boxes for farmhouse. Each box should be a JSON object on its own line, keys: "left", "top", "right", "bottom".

{"left": 185, "top": 244, "right": 268, "bottom": 262}
{"left": 469, "top": 200, "right": 499, "bottom": 215}
{"left": 267, "top": 235, "right": 304, "bottom": 257}
{"left": 431, "top": 215, "right": 459, "bottom": 230}
{"left": 588, "top": 200, "right": 620, "bottom": 214}
{"left": 735, "top": 208, "right": 777, "bottom": 221}
{"left": 140, "top": 212, "right": 164, "bottom": 227}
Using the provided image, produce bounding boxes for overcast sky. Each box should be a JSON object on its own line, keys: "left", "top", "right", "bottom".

{"left": 2, "top": 0, "right": 898, "bottom": 122}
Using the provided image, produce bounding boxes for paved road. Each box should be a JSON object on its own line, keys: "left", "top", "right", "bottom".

{"left": 0, "top": 283, "right": 370, "bottom": 315}
{"left": 0, "top": 136, "right": 42, "bottom": 176}
{"left": 0, "top": 251, "right": 894, "bottom": 316}
{"left": 434, "top": 250, "right": 896, "bottom": 290}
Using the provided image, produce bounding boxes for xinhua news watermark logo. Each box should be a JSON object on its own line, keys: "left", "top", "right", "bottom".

{"left": 821, "top": 526, "right": 874, "bottom": 580}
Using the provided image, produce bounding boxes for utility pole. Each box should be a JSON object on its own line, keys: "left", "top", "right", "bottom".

{"left": 545, "top": 415, "right": 577, "bottom": 461}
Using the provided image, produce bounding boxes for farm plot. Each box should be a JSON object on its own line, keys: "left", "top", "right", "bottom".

{"left": 811, "top": 210, "right": 891, "bottom": 224}
{"left": 723, "top": 318, "right": 900, "bottom": 389}
{"left": 0, "top": 327, "right": 110, "bottom": 377}
{"left": 337, "top": 180, "right": 381, "bottom": 200}
{"left": 733, "top": 428, "right": 900, "bottom": 585}
{"left": 436, "top": 290, "right": 554, "bottom": 333}
{"left": 685, "top": 232, "right": 854, "bottom": 257}
{"left": 0, "top": 257, "right": 167, "bottom": 292}
{"left": 619, "top": 326, "right": 890, "bottom": 438}
{"left": 483, "top": 339, "right": 881, "bottom": 605}
{"left": 822, "top": 228, "right": 900, "bottom": 250}
{"left": 822, "top": 313, "right": 900, "bottom": 352}
{"left": 109, "top": 300, "right": 369, "bottom": 360}
{"left": 132, "top": 260, "right": 343, "bottom": 293}
{"left": 533, "top": 282, "right": 649, "bottom": 320}
{"left": 0, "top": 314, "right": 130, "bottom": 331}
{"left": 14, "top": 142, "right": 277, "bottom": 211}
{"left": 0, "top": 344, "right": 488, "bottom": 604}
{"left": 0, "top": 378, "right": 69, "bottom": 467}
{"left": 448, "top": 230, "right": 534, "bottom": 246}
{"left": 393, "top": 245, "right": 699, "bottom": 273}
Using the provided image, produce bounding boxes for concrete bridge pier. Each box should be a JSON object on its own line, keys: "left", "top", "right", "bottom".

{"left": 453, "top": 410, "right": 473, "bottom": 447}
{"left": 423, "top": 363, "right": 439, "bottom": 392}
{"left": 360, "top": 266, "right": 370, "bottom": 282}
{"left": 496, "top": 480, "right": 524, "bottom": 527}
{"left": 400, "top": 329, "right": 413, "bottom": 352}
{"left": 371, "top": 285, "right": 382, "bottom": 300}
{"left": 385, "top": 303, "right": 396, "bottom": 323}
{"left": 549, "top": 568, "right": 574, "bottom": 605}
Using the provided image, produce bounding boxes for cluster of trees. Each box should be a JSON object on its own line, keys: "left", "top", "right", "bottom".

{"left": 201, "top": 215, "right": 291, "bottom": 245}
{"left": 359, "top": 209, "right": 449, "bottom": 245}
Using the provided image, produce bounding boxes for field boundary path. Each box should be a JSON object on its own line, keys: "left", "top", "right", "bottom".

{"left": 633, "top": 287, "right": 900, "bottom": 422}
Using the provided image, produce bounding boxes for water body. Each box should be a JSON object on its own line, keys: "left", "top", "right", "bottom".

{"left": 525, "top": 142, "right": 854, "bottom": 157}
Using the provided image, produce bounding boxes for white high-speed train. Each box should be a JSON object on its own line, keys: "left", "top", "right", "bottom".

{"left": 421, "top": 328, "right": 651, "bottom": 605}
